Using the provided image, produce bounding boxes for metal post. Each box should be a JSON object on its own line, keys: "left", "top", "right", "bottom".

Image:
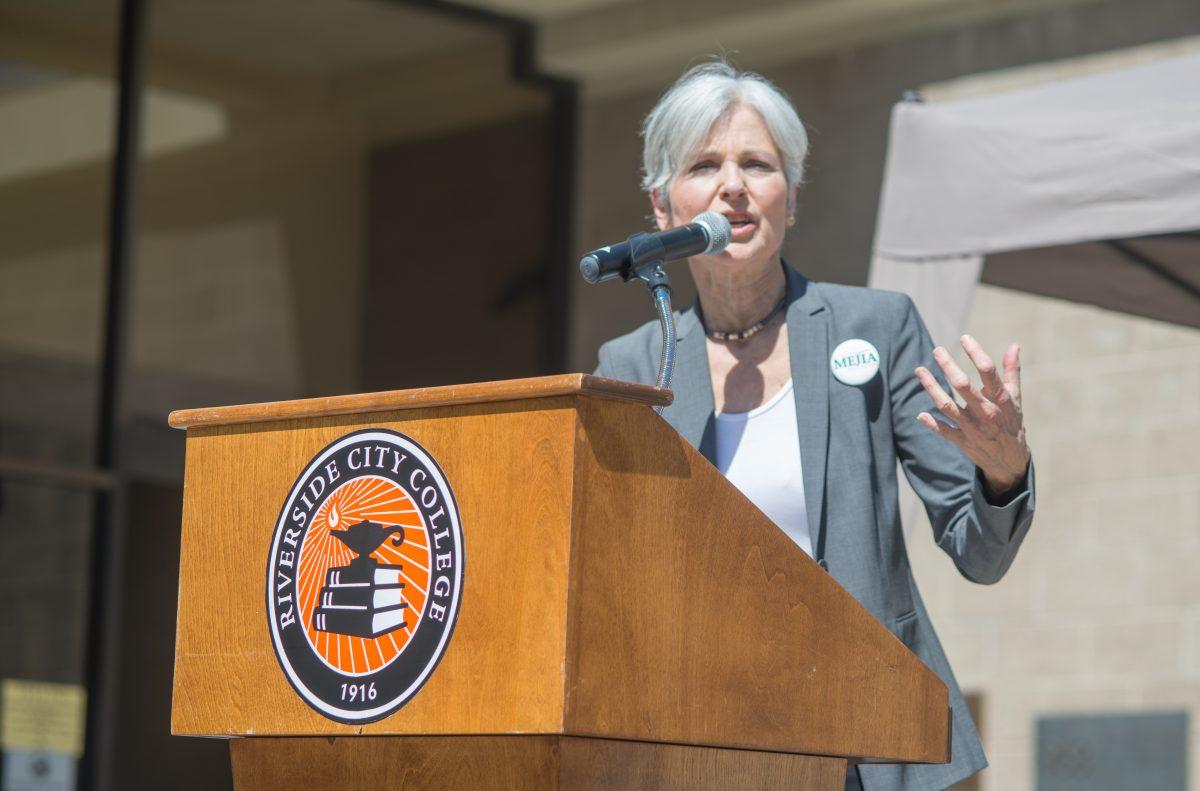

{"left": 632, "top": 263, "right": 676, "bottom": 411}
{"left": 80, "top": 0, "right": 147, "bottom": 787}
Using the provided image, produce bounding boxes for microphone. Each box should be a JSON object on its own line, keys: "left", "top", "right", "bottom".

{"left": 579, "top": 211, "right": 732, "bottom": 284}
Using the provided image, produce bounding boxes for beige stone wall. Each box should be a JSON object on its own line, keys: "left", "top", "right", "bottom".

{"left": 905, "top": 283, "right": 1200, "bottom": 790}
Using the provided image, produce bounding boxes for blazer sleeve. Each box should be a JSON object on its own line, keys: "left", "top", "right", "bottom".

{"left": 888, "top": 296, "right": 1036, "bottom": 585}
{"left": 593, "top": 337, "right": 649, "bottom": 384}
{"left": 593, "top": 342, "right": 613, "bottom": 378}
{"left": 595, "top": 340, "right": 614, "bottom": 379}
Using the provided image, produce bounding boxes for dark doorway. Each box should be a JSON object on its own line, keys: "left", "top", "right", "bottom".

{"left": 364, "top": 113, "right": 553, "bottom": 391}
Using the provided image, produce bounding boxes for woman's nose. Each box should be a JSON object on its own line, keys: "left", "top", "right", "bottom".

{"left": 719, "top": 163, "right": 746, "bottom": 199}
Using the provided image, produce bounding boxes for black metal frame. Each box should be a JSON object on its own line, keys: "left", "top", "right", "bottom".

{"left": 1105, "top": 236, "right": 1200, "bottom": 304}
{"left": 80, "top": 0, "right": 147, "bottom": 788}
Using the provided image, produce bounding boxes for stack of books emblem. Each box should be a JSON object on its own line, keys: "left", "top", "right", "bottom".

{"left": 313, "top": 520, "right": 409, "bottom": 639}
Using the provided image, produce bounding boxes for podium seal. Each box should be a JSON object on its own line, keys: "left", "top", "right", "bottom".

{"left": 265, "top": 429, "right": 464, "bottom": 723}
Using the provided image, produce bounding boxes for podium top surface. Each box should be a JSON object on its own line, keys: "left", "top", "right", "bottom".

{"left": 167, "top": 373, "right": 672, "bottom": 430}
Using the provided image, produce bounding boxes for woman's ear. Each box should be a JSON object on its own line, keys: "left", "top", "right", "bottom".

{"left": 786, "top": 184, "right": 799, "bottom": 227}
{"left": 650, "top": 188, "right": 671, "bottom": 231}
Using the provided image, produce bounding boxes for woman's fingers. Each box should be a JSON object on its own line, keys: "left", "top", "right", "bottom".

{"left": 915, "top": 365, "right": 965, "bottom": 423}
{"left": 932, "top": 346, "right": 987, "bottom": 409}
{"left": 917, "top": 411, "right": 965, "bottom": 446}
{"left": 961, "top": 335, "right": 1006, "bottom": 402}
{"left": 1003, "top": 343, "right": 1022, "bottom": 407}
{"left": 917, "top": 341, "right": 1029, "bottom": 482}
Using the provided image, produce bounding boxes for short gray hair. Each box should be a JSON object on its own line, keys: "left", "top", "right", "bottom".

{"left": 641, "top": 61, "right": 809, "bottom": 200}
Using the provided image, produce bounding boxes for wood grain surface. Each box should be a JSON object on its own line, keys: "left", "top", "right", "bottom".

{"left": 557, "top": 736, "right": 847, "bottom": 789}
{"left": 230, "top": 735, "right": 848, "bottom": 790}
{"left": 231, "top": 736, "right": 559, "bottom": 790}
{"left": 563, "top": 396, "right": 950, "bottom": 763}
{"left": 173, "top": 398, "right": 580, "bottom": 736}
{"left": 167, "top": 374, "right": 670, "bottom": 429}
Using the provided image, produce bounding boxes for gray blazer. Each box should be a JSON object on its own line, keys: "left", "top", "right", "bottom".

{"left": 594, "top": 265, "right": 1036, "bottom": 791}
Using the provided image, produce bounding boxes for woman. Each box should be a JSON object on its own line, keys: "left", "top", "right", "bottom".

{"left": 594, "top": 61, "right": 1034, "bottom": 791}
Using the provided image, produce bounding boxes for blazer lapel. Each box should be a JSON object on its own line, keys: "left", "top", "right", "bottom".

{"left": 663, "top": 304, "right": 717, "bottom": 459}
{"left": 784, "top": 268, "right": 831, "bottom": 556}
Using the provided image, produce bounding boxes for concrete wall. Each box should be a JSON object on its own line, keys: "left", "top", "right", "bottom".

{"left": 907, "top": 283, "right": 1200, "bottom": 790}
{"left": 567, "top": 0, "right": 1200, "bottom": 371}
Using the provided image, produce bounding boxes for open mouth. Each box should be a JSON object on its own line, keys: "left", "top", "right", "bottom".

{"left": 726, "top": 215, "right": 756, "bottom": 237}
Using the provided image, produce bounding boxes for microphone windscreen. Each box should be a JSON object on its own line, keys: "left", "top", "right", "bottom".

{"left": 579, "top": 254, "right": 601, "bottom": 283}
{"left": 692, "top": 211, "right": 732, "bottom": 255}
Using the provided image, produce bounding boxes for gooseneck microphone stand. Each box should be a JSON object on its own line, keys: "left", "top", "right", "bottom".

{"left": 635, "top": 262, "right": 676, "bottom": 409}
{"left": 620, "top": 230, "right": 678, "bottom": 414}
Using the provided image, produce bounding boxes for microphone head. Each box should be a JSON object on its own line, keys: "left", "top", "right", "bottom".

{"left": 692, "top": 211, "right": 732, "bottom": 255}
{"left": 579, "top": 254, "right": 601, "bottom": 284}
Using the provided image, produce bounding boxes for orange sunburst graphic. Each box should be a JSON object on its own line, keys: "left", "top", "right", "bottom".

{"left": 295, "top": 475, "right": 431, "bottom": 676}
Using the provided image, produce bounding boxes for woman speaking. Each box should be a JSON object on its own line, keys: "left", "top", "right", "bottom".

{"left": 593, "top": 61, "right": 1035, "bottom": 791}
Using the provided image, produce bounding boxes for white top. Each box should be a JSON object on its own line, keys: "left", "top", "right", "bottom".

{"left": 713, "top": 380, "right": 812, "bottom": 557}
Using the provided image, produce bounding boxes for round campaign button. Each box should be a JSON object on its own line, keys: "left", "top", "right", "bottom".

{"left": 830, "top": 338, "right": 880, "bottom": 385}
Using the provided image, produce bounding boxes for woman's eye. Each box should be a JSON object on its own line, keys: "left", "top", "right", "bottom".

{"left": 689, "top": 161, "right": 717, "bottom": 173}
{"left": 745, "top": 160, "right": 772, "bottom": 170}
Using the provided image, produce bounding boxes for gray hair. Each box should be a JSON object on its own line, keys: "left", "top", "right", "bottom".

{"left": 641, "top": 61, "right": 809, "bottom": 201}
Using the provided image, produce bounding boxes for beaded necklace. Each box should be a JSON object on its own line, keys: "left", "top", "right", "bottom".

{"left": 699, "top": 293, "right": 788, "bottom": 342}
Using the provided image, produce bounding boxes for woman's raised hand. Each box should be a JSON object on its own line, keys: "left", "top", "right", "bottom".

{"left": 914, "top": 335, "right": 1031, "bottom": 499}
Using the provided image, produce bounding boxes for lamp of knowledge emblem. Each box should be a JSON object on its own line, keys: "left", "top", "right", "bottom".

{"left": 265, "top": 429, "right": 464, "bottom": 723}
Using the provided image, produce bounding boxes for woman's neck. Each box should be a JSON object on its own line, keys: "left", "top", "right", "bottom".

{"left": 691, "top": 255, "right": 787, "bottom": 332}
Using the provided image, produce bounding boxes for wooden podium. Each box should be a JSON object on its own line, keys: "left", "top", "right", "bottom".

{"left": 168, "top": 374, "right": 949, "bottom": 789}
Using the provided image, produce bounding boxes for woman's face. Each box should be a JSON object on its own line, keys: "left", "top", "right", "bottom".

{"left": 653, "top": 103, "right": 795, "bottom": 271}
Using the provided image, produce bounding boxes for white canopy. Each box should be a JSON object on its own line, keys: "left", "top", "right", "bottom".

{"left": 867, "top": 47, "right": 1200, "bottom": 536}
{"left": 869, "top": 48, "right": 1200, "bottom": 346}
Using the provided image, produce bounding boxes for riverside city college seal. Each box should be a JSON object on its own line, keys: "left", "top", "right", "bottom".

{"left": 265, "top": 429, "right": 464, "bottom": 724}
